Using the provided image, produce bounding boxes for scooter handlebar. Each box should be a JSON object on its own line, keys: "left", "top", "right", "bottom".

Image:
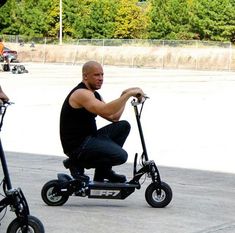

{"left": 0, "top": 101, "right": 14, "bottom": 130}
{"left": 0, "top": 101, "right": 14, "bottom": 109}
{"left": 131, "top": 94, "right": 149, "bottom": 106}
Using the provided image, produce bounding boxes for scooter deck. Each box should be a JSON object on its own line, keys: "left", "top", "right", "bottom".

{"left": 89, "top": 181, "right": 138, "bottom": 188}
{"left": 57, "top": 173, "right": 140, "bottom": 199}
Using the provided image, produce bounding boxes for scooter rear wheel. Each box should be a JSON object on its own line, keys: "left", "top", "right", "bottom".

{"left": 145, "top": 181, "right": 172, "bottom": 208}
{"left": 41, "top": 179, "right": 69, "bottom": 206}
{"left": 7, "top": 215, "right": 44, "bottom": 233}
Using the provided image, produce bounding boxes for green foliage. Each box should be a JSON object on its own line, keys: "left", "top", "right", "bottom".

{"left": 148, "top": 0, "right": 198, "bottom": 40}
{"left": 0, "top": 0, "right": 57, "bottom": 38}
{"left": 148, "top": 0, "right": 235, "bottom": 42}
{"left": 114, "top": 0, "right": 150, "bottom": 39}
{"left": 0, "top": 0, "right": 234, "bottom": 43}
{"left": 84, "top": 0, "right": 117, "bottom": 38}
{"left": 0, "top": 0, "right": 12, "bottom": 33}
{"left": 66, "top": 0, "right": 118, "bottom": 39}
{"left": 191, "top": 0, "right": 235, "bottom": 42}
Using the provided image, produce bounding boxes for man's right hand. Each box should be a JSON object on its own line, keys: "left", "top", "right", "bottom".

{"left": 122, "top": 87, "right": 145, "bottom": 102}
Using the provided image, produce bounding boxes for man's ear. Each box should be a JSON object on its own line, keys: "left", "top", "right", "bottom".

{"left": 83, "top": 74, "right": 88, "bottom": 80}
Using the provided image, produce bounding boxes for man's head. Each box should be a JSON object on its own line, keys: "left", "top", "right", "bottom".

{"left": 82, "top": 61, "right": 104, "bottom": 91}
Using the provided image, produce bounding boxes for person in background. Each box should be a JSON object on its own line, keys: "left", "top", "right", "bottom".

{"left": 0, "top": 38, "right": 10, "bottom": 67}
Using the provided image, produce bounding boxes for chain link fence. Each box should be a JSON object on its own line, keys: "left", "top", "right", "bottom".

{"left": 2, "top": 35, "right": 235, "bottom": 71}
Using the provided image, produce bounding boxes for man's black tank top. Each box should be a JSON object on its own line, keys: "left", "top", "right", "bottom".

{"left": 60, "top": 82, "right": 101, "bottom": 154}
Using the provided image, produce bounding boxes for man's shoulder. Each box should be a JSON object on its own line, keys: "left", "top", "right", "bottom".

{"left": 71, "top": 88, "right": 94, "bottom": 102}
{"left": 71, "top": 83, "right": 102, "bottom": 101}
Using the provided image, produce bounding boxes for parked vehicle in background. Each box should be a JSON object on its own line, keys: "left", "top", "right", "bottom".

{"left": 0, "top": 47, "right": 18, "bottom": 62}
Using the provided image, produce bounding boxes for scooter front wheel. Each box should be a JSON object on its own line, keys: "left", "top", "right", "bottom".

{"left": 41, "top": 179, "right": 69, "bottom": 206}
{"left": 145, "top": 181, "right": 172, "bottom": 208}
{"left": 7, "top": 215, "right": 44, "bottom": 233}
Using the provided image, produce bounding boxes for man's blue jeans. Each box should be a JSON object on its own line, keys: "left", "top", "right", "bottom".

{"left": 75, "top": 120, "right": 130, "bottom": 169}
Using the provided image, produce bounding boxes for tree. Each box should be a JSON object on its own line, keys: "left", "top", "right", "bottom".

{"left": 73, "top": 0, "right": 118, "bottom": 39}
{"left": 0, "top": 0, "right": 58, "bottom": 38}
{"left": 0, "top": 0, "right": 10, "bottom": 33}
{"left": 0, "top": 0, "right": 7, "bottom": 7}
{"left": 192, "top": 0, "right": 235, "bottom": 42}
{"left": 0, "top": 0, "right": 235, "bottom": 43}
{"left": 17, "top": 0, "right": 52, "bottom": 37}
{"left": 114, "top": 0, "right": 150, "bottom": 39}
{"left": 148, "top": 0, "right": 197, "bottom": 40}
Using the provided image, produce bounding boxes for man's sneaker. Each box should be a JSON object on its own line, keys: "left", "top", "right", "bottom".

{"left": 94, "top": 169, "right": 126, "bottom": 183}
{"left": 70, "top": 166, "right": 90, "bottom": 182}
{"left": 63, "top": 158, "right": 89, "bottom": 182}
{"left": 107, "top": 170, "right": 126, "bottom": 183}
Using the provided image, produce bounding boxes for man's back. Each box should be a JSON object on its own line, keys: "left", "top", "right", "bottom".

{"left": 60, "top": 82, "right": 101, "bottom": 154}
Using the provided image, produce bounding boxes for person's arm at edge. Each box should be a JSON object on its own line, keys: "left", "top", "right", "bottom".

{"left": 0, "top": 85, "right": 9, "bottom": 103}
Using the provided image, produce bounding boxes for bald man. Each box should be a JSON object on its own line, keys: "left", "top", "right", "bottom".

{"left": 60, "top": 61, "right": 144, "bottom": 183}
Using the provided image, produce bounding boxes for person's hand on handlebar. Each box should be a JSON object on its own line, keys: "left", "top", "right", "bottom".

{"left": 0, "top": 86, "right": 9, "bottom": 105}
{"left": 121, "top": 87, "right": 145, "bottom": 102}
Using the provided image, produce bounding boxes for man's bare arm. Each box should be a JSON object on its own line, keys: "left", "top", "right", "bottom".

{"left": 69, "top": 88, "right": 144, "bottom": 121}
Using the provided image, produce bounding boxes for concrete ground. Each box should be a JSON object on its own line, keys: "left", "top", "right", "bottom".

{"left": 0, "top": 152, "right": 235, "bottom": 233}
{"left": 0, "top": 63, "right": 235, "bottom": 232}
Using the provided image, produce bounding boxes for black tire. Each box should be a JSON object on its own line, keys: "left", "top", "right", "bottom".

{"left": 7, "top": 215, "right": 44, "bottom": 233}
{"left": 41, "top": 179, "right": 69, "bottom": 206}
{"left": 145, "top": 181, "right": 173, "bottom": 208}
{"left": 3, "top": 64, "right": 10, "bottom": 71}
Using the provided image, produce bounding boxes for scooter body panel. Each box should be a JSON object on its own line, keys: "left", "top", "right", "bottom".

{"left": 88, "top": 182, "right": 138, "bottom": 199}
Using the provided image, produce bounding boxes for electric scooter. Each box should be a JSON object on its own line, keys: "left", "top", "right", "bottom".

{"left": 0, "top": 102, "right": 44, "bottom": 233}
{"left": 41, "top": 96, "right": 173, "bottom": 208}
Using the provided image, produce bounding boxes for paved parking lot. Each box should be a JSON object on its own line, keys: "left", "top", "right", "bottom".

{"left": 1, "top": 63, "right": 235, "bottom": 232}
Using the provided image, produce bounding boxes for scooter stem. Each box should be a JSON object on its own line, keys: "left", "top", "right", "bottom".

{"left": 0, "top": 138, "right": 12, "bottom": 190}
{"left": 133, "top": 104, "right": 149, "bottom": 161}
